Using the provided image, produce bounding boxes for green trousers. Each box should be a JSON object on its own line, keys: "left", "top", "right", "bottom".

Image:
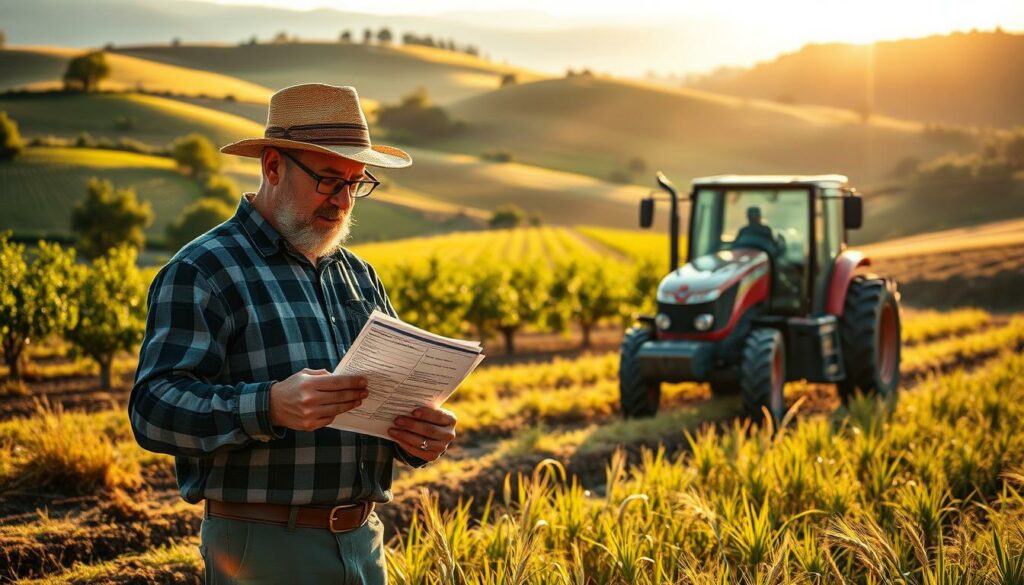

{"left": 199, "top": 507, "right": 387, "bottom": 584}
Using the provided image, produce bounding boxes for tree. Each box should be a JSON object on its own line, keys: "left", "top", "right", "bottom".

{"left": 273, "top": 31, "right": 289, "bottom": 44}
{"left": 70, "top": 178, "right": 153, "bottom": 259}
{"left": 572, "top": 259, "right": 629, "bottom": 348}
{"left": 1004, "top": 129, "right": 1024, "bottom": 170}
{"left": 500, "top": 73, "right": 518, "bottom": 88}
{"left": 464, "top": 264, "right": 514, "bottom": 346}
{"left": 201, "top": 174, "right": 240, "bottom": 207}
{"left": 627, "top": 156, "right": 647, "bottom": 175}
{"left": 363, "top": 28, "right": 373, "bottom": 44}
{"left": 165, "top": 198, "right": 234, "bottom": 252}
{"left": 628, "top": 256, "right": 661, "bottom": 318}
{"left": 172, "top": 133, "right": 222, "bottom": 178}
{"left": 385, "top": 257, "right": 470, "bottom": 338}
{"left": 376, "top": 88, "right": 462, "bottom": 142}
{"left": 62, "top": 51, "right": 111, "bottom": 92}
{"left": 497, "top": 263, "right": 548, "bottom": 354}
{"left": 489, "top": 204, "right": 525, "bottom": 229}
{"left": 377, "top": 28, "right": 393, "bottom": 44}
{"left": 0, "top": 235, "right": 80, "bottom": 383}
{"left": 340, "top": 30, "right": 352, "bottom": 43}
{"left": 65, "top": 246, "right": 147, "bottom": 391}
{"left": 0, "top": 111, "right": 24, "bottom": 161}
{"left": 547, "top": 258, "right": 628, "bottom": 348}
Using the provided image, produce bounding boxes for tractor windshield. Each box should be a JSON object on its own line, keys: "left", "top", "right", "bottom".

{"left": 690, "top": 187, "right": 811, "bottom": 313}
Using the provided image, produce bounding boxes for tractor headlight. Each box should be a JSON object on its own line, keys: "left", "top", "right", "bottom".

{"left": 693, "top": 313, "right": 715, "bottom": 331}
{"left": 655, "top": 313, "right": 672, "bottom": 330}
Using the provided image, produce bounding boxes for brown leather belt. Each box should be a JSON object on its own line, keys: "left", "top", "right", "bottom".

{"left": 206, "top": 499, "right": 375, "bottom": 533}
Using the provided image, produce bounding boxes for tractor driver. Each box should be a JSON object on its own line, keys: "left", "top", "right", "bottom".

{"left": 733, "top": 206, "right": 785, "bottom": 258}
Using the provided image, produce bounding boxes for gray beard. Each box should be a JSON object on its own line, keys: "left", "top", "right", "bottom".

{"left": 275, "top": 201, "right": 354, "bottom": 259}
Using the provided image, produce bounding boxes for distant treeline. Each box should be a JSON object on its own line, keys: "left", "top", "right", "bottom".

{"left": 232, "top": 28, "right": 483, "bottom": 59}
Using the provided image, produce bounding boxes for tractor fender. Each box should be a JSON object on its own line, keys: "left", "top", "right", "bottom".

{"left": 825, "top": 251, "right": 871, "bottom": 316}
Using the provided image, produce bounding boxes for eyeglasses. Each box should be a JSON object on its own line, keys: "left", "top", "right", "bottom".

{"left": 280, "top": 150, "right": 380, "bottom": 198}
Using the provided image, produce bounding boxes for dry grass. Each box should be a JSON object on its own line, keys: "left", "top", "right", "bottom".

{"left": 0, "top": 401, "right": 142, "bottom": 494}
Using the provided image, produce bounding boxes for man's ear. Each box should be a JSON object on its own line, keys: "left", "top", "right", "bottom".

{"left": 262, "top": 147, "right": 283, "bottom": 185}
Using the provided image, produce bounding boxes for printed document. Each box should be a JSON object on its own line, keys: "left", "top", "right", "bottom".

{"left": 328, "top": 310, "right": 485, "bottom": 440}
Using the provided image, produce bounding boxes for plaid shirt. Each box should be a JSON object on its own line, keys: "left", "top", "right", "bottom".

{"left": 129, "top": 194, "right": 430, "bottom": 506}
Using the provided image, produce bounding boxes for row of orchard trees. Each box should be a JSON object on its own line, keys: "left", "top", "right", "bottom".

{"left": 0, "top": 235, "right": 662, "bottom": 393}
{"left": 0, "top": 234, "right": 146, "bottom": 391}
{"left": 378, "top": 254, "right": 662, "bottom": 352}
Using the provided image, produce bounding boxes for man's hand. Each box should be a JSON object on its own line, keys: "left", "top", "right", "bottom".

{"left": 269, "top": 368, "right": 368, "bottom": 432}
{"left": 388, "top": 406, "right": 457, "bottom": 463}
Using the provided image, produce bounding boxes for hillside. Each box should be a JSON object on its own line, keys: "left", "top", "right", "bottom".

{"left": 442, "top": 76, "right": 964, "bottom": 189}
{"left": 689, "top": 30, "right": 1024, "bottom": 128}
{"left": 0, "top": 91, "right": 265, "bottom": 146}
{"left": 0, "top": 46, "right": 273, "bottom": 102}
{"left": 111, "top": 42, "right": 546, "bottom": 105}
{"left": 434, "top": 75, "right": 1024, "bottom": 241}
{"left": 0, "top": 147, "right": 485, "bottom": 245}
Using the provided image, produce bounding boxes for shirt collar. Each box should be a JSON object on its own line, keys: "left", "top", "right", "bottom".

{"left": 237, "top": 193, "right": 285, "bottom": 258}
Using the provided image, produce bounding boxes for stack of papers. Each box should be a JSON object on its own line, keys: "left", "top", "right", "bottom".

{"left": 329, "top": 310, "right": 485, "bottom": 440}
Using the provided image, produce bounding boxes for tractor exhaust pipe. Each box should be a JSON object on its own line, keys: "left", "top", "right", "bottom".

{"left": 639, "top": 172, "right": 682, "bottom": 274}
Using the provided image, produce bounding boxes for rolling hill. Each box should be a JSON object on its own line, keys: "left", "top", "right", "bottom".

{"left": 0, "top": 84, "right": 655, "bottom": 234}
{"left": 688, "top": 30, "right": 1024, "bottom": 128}
{"left": 441, "top": 75, "right": 965, "bottom": 190}
{"left": 111, "top": 42, "right": 546, "bottom": 105}
{"left": 0, "top": 91, "right": 265, "bottom": 146}
{"left": 0, "top": 147, "right": 485, "bottom": 246}
{"left": 215, "top": 146, "right": 655, "bottom": 232}
{"left": 0, "top": 47, "right": 273, "bottom": 102}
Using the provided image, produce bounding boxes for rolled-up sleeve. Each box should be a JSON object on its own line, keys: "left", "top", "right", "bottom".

{"left": 128, "top": 259, "right": 284, "bottom": 458}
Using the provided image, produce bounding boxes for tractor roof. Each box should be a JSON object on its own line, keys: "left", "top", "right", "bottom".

{"left": 691, "top": 174, "right": 849, "bottom": 189}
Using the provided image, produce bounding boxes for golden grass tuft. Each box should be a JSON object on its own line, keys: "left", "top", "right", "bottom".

{"left": 1, "top": 400, "right": 141, "bottom": 494}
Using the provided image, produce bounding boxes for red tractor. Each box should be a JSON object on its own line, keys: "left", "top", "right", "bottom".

{"left": 620, "top": 174, "right": 902, "bottom": 421}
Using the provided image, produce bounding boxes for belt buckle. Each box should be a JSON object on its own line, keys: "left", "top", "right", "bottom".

{"left": 328, "top": 502, "right": 369, "bottom": 533}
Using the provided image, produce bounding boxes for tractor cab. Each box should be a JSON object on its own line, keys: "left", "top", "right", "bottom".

{"left": 685, "top": 175, "right": 861, "bottom": 316}
{"left": 623, "top": 174, "right": 899, "bottom": 421}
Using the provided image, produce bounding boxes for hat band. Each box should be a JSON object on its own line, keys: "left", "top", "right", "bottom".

{"left": 265, "top": 123, "right": 370, "bottom": 147}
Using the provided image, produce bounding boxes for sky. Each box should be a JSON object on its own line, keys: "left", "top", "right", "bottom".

{"left": 204, "top": 0, "right": 1024, "bottom": 45}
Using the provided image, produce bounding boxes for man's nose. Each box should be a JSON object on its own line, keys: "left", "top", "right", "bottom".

{"left": 326, "top": 187, "right": 354, "bottom": 209}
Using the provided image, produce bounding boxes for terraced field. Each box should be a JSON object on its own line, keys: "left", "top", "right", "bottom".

{"left": 1, "top": 308, "right": 1021, "bottom": 583}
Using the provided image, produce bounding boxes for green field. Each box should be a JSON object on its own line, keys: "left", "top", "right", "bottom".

{"left": 0, "top": 147, "right": 199, "bottom": 239}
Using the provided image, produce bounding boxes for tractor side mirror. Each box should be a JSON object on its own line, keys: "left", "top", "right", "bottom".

{"left": 639, "top": 197, "right": 655, "bottom": 228}
{"left": 843, "top": 195, "right": 863, "bottom": 230}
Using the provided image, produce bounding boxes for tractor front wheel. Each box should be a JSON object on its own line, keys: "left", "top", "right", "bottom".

{"left": 740, "top": 328, "right": 787, "bottom": 422}
{"left": 838, "top": 277, "right": 902, "bottom": 401}
{"left": 619, "top": 326, "right": 660, "bottom": 418}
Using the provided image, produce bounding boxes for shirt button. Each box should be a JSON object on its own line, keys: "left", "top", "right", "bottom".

{"left": 360, "top": 461, "right": 365, "bottom": 470}
{"left": 331, "top": 315, "right": 336, "bottom": 323}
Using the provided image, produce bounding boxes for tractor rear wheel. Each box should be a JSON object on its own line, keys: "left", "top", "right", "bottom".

{"left": 740, "top": 328, "right": 787, "bottom": 422}
{"left": 619, "top": 326, "right": 660, "bottom": 418}
{"left": 838, "top": 277, "right": 902, "bottom": 401}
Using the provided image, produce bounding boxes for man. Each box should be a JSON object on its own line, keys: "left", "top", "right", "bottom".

{"left": 129, "top": 83, "right": 457, "bottom": 585}
{"left": 734, "top": 205, "right": 785, "bottom": 257}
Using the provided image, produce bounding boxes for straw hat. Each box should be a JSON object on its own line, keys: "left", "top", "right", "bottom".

{"left": 220, "top": 83, "right": 412, "bottom": 168}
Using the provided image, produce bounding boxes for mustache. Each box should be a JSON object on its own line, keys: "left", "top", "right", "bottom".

{"left": 315, "top": 203, "right": 346, "bottom": 220}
